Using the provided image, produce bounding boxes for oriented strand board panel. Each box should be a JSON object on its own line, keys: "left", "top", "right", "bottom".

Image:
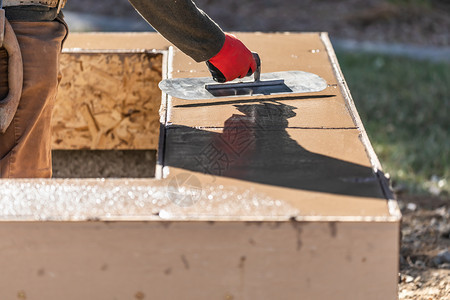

{"left": 53, "top": 49, "right": 163, "bottom": 150}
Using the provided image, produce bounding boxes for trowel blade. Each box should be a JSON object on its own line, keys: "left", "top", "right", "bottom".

{"left": 158, "top": 71, "right": 327, "bottom": 100}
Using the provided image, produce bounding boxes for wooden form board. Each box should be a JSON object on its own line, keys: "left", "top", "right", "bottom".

{"left": 0, "top": 33, "right": 401, "bottom": 299}
{"left": 53, "top": 48, "right": 163, "bottom": 150}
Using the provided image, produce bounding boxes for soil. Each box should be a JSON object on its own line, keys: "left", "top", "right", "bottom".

{"left": 398, "top": 195, "right": 450, "bottom": 299}
{"left": 58, "top": 1, "right": 450, "bottom": 298}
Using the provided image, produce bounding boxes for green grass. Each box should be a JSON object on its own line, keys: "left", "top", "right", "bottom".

{"left": 336, "top": 52, "right": 449, "bottom": 195}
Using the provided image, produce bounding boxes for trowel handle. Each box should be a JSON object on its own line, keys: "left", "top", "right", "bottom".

{"left": 252, "top": 52, "right": 261, "bottom": 81}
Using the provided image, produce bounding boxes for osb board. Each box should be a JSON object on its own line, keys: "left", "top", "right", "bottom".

{"left": 0, "top": 220, "right": 398, "bottom": 300}
{"left": 52, "top": 51, "right": 163, "bottom": 150}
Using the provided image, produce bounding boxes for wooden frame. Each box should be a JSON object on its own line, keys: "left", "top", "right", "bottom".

{"left": 0, "top": 32, "right": 400, "bottom": 300}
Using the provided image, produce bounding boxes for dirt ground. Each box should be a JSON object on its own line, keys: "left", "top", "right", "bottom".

{"left": 398, "top": 195, "right": 450, "bottom": 299}
{"left": 59, "top": 1, "right": 450, "bottom": 298}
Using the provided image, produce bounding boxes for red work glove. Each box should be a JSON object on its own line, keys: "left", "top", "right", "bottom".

{"left": 206, "top": 33, "right": 257, "bottom": 83}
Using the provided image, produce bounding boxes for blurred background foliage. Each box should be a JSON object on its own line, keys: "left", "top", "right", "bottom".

{"left": 337, "top": 52, "right": 449, "bottom": 195}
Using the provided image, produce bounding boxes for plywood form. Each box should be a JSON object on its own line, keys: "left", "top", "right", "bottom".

{"left": 0, "top": 33, "right": 400, "bottom": 299}
{"left": 0, "top": 216, "right": 398, "bottom": 300}
{"left": 51, "top": 32, "right": 172, "bottom": 151}
{"left": 52, "top": 50, "right": 163, "bottom": 150}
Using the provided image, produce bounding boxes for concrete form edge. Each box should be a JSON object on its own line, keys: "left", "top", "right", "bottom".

{"left": 320, "top": 32, "right": 401, "bottom": 221}
{"left": 0, "top": 214, "right": 403, "bottom": 222}
{"left": 155, "top": 46, "right": 173, "bottom": 179}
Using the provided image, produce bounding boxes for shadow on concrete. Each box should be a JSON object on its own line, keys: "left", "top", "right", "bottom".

{"left": 173, "top": 95, "right": 336, "bottom": 108}
{"left": 164, "top": 101, "right": 385, "bottom": 199}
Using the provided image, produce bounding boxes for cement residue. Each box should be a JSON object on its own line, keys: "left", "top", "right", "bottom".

{"left": 162, "top": 183, "right": 299, "bottom": 220}
{"left": 0, "top": 179, "right": 166, "bottom": 221}
{"left": 0, "top": 179, "right": 298, "bottom": 221}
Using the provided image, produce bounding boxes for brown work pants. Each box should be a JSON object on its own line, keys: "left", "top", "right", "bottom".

{"left": 0, "top": 19, "right": 67, "bottom": 178}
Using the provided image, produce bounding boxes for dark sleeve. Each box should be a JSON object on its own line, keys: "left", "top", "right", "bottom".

{"left": 128, "top": 0, "right": 225, "bottom": 62}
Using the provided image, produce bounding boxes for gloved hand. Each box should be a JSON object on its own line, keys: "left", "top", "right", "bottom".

{"left": 206, "top": 33, "right": 257, "bottom": 83}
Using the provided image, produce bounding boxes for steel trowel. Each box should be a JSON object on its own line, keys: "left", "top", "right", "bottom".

{"left": 158, "top": 53, "right": 327, "bottom": 101}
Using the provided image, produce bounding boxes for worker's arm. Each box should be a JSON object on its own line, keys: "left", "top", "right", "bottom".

{"left": 128, "top": 0, "right": 224, "bottom": 62}
{"left": 128, "top": 0, "right": 256, "bottom": 81}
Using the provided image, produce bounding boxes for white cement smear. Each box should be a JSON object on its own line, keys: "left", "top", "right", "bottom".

{"left": 0, "top": 179, "right": 298, "bottom": 221}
